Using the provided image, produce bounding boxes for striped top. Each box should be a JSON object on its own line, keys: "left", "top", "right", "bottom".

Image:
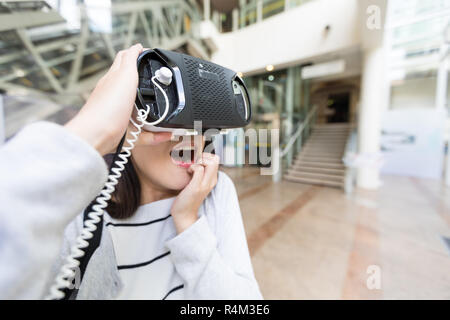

{"left": 97, "top": 172, "right": 262, "bottom": 299}
{"left": 105, "top": 197, "right": 184, "bottom": 300}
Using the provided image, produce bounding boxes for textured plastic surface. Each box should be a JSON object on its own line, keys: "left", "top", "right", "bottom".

{"left": 136, "top": 49, "right": 251, "bottom": 130}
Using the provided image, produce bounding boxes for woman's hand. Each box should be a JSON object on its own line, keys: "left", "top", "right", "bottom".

{"left": 65, "top": 43, "right": 144, "bottom": 155}
{"left": 171, "top": 153, "right": 220, "bottom": 234}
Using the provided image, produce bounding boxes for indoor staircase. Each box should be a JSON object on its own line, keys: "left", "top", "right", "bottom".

{"left": 284, "top": 123, "right": 351, "bottom": 188}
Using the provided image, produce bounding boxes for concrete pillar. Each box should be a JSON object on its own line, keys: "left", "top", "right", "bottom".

{"left": 203, "top": 0, "right": 210, "bottom": 21}
{"left": 256, "top": 0, "right": 263, "bottom": 22}
{"left": 212, "top": 10, "right": 220, "bottom": 29}
{"left": 285, "top": 67, "right": 295, "bottom": 166}
{"left": 285, "top": 0, "right": 291, "bottom": 11}
{"left": 232, "top": 8, "right": 239, "bottom": 31}
{"left": 436, "top": 43, "right": 450, "bottom": 186}
{"left": 357, "top": 45, "right": 386, "bottom": 190}
{"left": 295, "top": 67, "right": 303, "bottom": 152}
{"left": 436, "top": 44, "right": 449, "bottom": 112}
{"left": 239, "top": 0, "right": 246, "bottom": 28}
{"left": 236, "top": 128, "right": 245, "bottom": 167}
{"left": 0, "top": 94, "right": 4, "bottom": 145}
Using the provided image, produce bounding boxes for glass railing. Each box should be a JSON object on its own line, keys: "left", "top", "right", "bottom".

{"left": 237, "top": 0, "right": 314, "bottom": 29}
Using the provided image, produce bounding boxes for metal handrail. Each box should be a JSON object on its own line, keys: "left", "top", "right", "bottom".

{"left": 280, "top": 105, "right": 317, "bottom": 158}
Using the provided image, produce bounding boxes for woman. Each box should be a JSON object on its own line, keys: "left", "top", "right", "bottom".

{"left": 0, "top": 44, "right": 262, "bottom": 300}
{"left": 56, "top": 127, "right": 262, "bottom": 300}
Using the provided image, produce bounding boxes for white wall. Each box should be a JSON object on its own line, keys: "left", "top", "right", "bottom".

{"left": 211, "top": 0, "right": 361, "bottom": 74}
{"left": 390, "top": 77, "right": 437, "bottom": 110}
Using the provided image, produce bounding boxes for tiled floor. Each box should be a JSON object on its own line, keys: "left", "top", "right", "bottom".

{"left": 221, "top": 166, "right": 450, "bottom": 299}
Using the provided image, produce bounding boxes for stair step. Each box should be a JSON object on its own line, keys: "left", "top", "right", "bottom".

{"left": 299, "top": 155, "right": 343, "bottom": 161}
{"left": 308, "top": 137, "right": 348, "bottom": 140}
{"left": 309, "top": 138, "right": 348, "bottom": 141}
{"left": 311, "top": 131, "right": 350, "bottom": 135}
{"left": 303, "top": 148, "right": 344, "bottom": 152}
{"left": 295, "top": 152, "right": 342, "bottom": 161}
{"left": 285, "top": 122, "right": 351, "bottom": 189}
{"left": 293, "top": 161, "right": 345, "bottom": 169}
{"left": 312, "top": 131, "right": 351, "bottom": 134}
{"left": 313, "top": 127, "right": 351, "bottom": 130}
{"left": 311, "top": 136, "right": 349, "bottom": 139}
{"left": 284, "top": 175, "right": 344, "bottom": 188}
{"left": 302, "top": 145, "right": 345, "bottom": 153}
{"left": 287, "top": 171, "right": 344, "bottom": 181}
{"left": 310, "top": 132, "right": 349, "bottom": 136}
{"left": 302, "top": 151, "right": 344, "bottom": 156}
{"left": 290, "top": 166, "right": 345, "bottom": 175}
{"left": 303, "top": 144, "right": 345, "bottom": 149}
{"left": 312, "top": 130, "right": 351, "bottom": 134}
{"left": 308, "top": 139, "right": 347, "bottom": 143}
{"left": 294, "top": 157, "right": 342, "bottom": 164}
{"left": 312, "top": 131, "right": 350, "bottom": 135}
{"left": 313, "top": 123, "right": 351, "bottom": 128}
{"left": 303, "top": 143, "right": 345, "bottom": 151}
{"left": 307, "top": 143, "right": 346, "bottom": 147}
{"left": 299, "top": 151, "right": 344, "bottom": 157}
{"left": 306, "top": 146, "right": 346, "bottom": 150}
{"left": 311, "top": 138, "right": 348, "bottom": 141}
{"left": 306, "top": 141, "right": 347, "bottom": 145}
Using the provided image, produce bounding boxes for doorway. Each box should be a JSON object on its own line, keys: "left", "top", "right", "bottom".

{"left": 326, "top": 92, "right": 350, "bottom": 123}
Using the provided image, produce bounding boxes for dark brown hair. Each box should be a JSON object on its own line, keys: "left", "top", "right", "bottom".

{"left": 104, "top": 154, "right": 141, "bottom": 219}
{"left": 103, "top": 140, "right": 213, "bottom": 219}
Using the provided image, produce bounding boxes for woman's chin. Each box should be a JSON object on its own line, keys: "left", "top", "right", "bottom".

{"left": 167, "top": 164, "right": 192, "bottom": 190}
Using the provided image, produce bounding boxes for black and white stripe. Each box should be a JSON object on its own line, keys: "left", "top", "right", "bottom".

{"left": 117, "top": 251, "right": 171, "bottom": 270}
{"left": 105, "top": 204, "right": 184, "bottom": 299}
{"left": 106, "top": 214, "right": 171, "bottom": 227}
{"left": 162, "top": 284, "right": 184, "bottom": 300}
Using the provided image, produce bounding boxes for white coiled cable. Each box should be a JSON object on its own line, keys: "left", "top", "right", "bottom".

{"left": 46, "top": 75, "right": 170, "bottom": 300}
{"left": 148, "top": 76, "right": 170, "bottom": 126}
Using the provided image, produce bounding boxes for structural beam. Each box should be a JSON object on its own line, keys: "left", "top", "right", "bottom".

{"left": 16, "top": 28, "right": 64, "bottom": 93}
{"left": 0, "top": 11, "right": 64, "bottom": 32}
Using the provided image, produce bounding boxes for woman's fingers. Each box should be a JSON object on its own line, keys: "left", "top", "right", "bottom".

{"left": 96, "top": 44, "right": 142, "bottom": 87}
{"left": 121, "top": 43, "right": 143, "bottom": 69}
{"left": 187, "top": 164, "right": 205, "bottom": 190}
{"left": 110, "top": 50, "right": 125, "bottom": 72}
{"left": 200, "top": 153, "right": 220, "bottom": 189}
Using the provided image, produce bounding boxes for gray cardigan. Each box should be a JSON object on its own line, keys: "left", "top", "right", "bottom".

{"left": 0, "top": 122, "right": 262, "bottom": 300}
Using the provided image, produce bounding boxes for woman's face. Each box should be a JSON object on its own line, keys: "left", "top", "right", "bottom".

{"left": 131, "top": 134, "right": 204, "bottom": 192}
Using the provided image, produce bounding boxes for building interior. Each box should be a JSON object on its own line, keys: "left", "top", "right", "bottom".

{"left": 1, "top": 0, "right": 450, "bottom": 299}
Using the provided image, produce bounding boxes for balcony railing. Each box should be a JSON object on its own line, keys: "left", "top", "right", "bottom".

{"left": 238, "top": 0, "right": 313, "bottom": 29}
{"left": 200, "top": 0, "right": 316, "bottom": 33}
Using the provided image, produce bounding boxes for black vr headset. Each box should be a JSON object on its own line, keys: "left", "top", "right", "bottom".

{"left": 135, "top": 49, "right": 251, "bottom": 133}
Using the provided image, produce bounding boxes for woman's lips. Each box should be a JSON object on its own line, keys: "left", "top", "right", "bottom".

{"left": 173, "top": 160, "right": 192, "bottom": 169}
{"left": 170, "top": 142, "right": 196, "bottom": 169}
